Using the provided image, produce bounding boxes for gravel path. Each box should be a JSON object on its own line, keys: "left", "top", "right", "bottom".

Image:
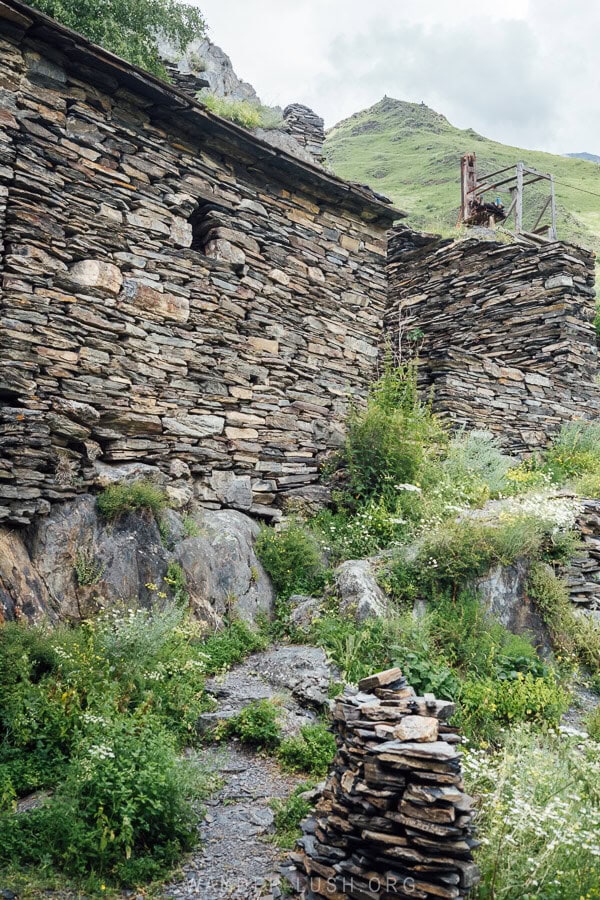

{"left": 164, "top": 745, "right": 304, "bottom": 900}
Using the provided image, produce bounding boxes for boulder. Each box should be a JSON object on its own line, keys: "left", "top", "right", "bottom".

{"left": 289, "top": 594, "right": 322, "bottom": 630}
{"left": 175, "top": 509, "right": 274, "bottom": 626}
{"left": 475, "top": 559, "right": 553, "bottom": 656}
{"left": 0, "top": 528, "right": 52, "bottom": 623}
{"left": 334, "top": 558, "right": 388, "bottom": 622}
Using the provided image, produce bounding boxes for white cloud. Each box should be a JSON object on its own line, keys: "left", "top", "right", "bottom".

{"left": 194, "top": 0, "right": 600, "bottom": 154}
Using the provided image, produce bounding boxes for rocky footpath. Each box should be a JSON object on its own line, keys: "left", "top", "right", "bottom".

{"left": 0, "top": 494, "right": 274, "bottom": 628}
{"left": 166, "top": 644, "right": 335, "bottom": 900}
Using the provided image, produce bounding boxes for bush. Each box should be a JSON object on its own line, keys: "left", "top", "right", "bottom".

{"left": 216, "top": 700, "right": 282, "bottom": 751}
{"left": 255, "top": 521, "right": 328, "bottom": 600}
{"left": 97, "top": 480, "right": 166, "bottom": 520}
{"left": 270, "top": 785, "right": 313, "bottom": 849}
{"left": 0, "top": 716, "right": 198, "bottom": 886}
{"left": 384, "top": 515, "right": 563, "bottom": 603}
{"left": 200, "top": 621, "right": 268, "bottom": 674}
{"left": 0, "top": 612, "right": 271, "bottom": 889}
{"left": 278, "top": 723, "right": 336, "bottom": 776}
{"left": 444, "top": 429, "right": 515, "bottom": 497}
{"left": 344, "top": 360, "right": 444, "bottom": 507}
{"left": 457, "top": 672, "right": 568, "bottom": 745}
{"left": 463, "top": 726, "right": 600, "bottom": 898}
{"left": 544, "top": 421, "right": 600, "bottom": 481}
{"left": 528, "top": 562, "right": 600, "bottom": 671}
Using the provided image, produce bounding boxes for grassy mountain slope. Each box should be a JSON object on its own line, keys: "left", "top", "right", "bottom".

{"left": 325, "top": 97, "right": 600, "bottom": 251}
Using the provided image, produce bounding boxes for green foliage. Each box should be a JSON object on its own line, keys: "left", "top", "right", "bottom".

{"left": 27, "top": 0, "right": 205, "bottom": 78}
{"left": 444, "top": 429, "right": 515, "bottom": 497}
{"left": 255, "top": 521, "right": 328, "bottom": 601}
{"left": 527, "top": 562, "right": 600, "bottom": 671}
{"left": 383, "top": 516, "right": 561, "bottom": 603}
{"left": 344, "top": 359, "right": 443, "bottom": 508}
{"left": 544, "top": 421, "right": 600, "bottom": 482}
{"left": 586, "top": 705, "right": 600, "bottom": 741}
{"left": 200, "top": 621, "right": 268, "bottom": 675}
{"left": 216, "top": 700, "right": 282, "bottom": 751}
{"left": 270, "top": 785, "right": 313, "bottom": 849}
{"left": 164, "top": 561, "right": 188, "bottom": 605}
{"left": 457, "top": 673, "right": 568, "bottom": 745}
{"left": 0, "top": 717, "right": 199, "bottom": 886}
{"left": 0, "top": 613, "right": 265, "bottom": 887}
{"left": 73, "top": 549, "right": 105, "bottom": 587}
{"left": 183, "top": 515, "right": 202, "bottom": 537}
{"left": 278, "top": 724, "right": 336, "bottom": 776}
{"left": 463, "top": 726, "right": 600, "bottom": 898}
{"left": 97, "top": 480, "right": 166, "bottom": 521}
{"left": 200, "top": 94, "right": 283, "bottom": 129}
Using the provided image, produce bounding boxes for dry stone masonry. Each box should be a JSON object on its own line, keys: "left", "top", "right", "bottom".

{"left": 386, "top": 227, "right": 599, "bottom": 451}
{"left": 283, "top": 104, "right": 326, "bottom": 166}
{"left": 0, "top": 0, "right": 400, "bottom": 526}
{"left": 291, "top": 668, "right": 479, "bottom": 900}
{"left": 559, "top": 498, "right": 600, "bottom": 622}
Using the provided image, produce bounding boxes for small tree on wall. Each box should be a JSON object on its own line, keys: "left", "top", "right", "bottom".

{"left": 27, "top": 0, "right": 206, "bottom": 77}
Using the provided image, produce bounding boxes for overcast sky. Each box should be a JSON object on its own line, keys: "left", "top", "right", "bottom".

{"left": 195, "top": 0, "right": 600, "bottom": 155}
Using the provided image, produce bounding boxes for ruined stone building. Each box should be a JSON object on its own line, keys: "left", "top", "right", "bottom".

{"left": 0, "top": 0, "right": 598, "bottom": 530}
{"left": 0, "top": 0, "right": 401, "bottom": 526}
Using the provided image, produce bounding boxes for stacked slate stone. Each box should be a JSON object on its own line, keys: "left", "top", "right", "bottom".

{"left": 0, "top": 7, "right": 394, "bottom": 527}
{"left": 291, "top": 668, "right": 479, "bottom": 900}
{"left": 161, "top": 61, "right": 210, "bottom": 99}
{"left": 385, "top": 227, "right": 600, "bottom": 452}
{"left": 283, "top": 104, "right": 326, "bottom": 165}
{"left": 560, "top": 499, "right": 600, "bottom": 620}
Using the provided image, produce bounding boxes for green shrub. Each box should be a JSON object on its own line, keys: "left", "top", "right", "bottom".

{"left": 183, "top": 514, "right": 202, "bottom": 537}
{"left": 528, "top": 562, "right": 600, "bottom": 671}
{"left": 384, "top": 516, "right": 557, "bottom": 603}
{"left": 0, "top": 716, "right": 198, "bottom": 886}
{"left": 544, "top": 421, "right": 600, "bottom": 481}
{"left": 255, "top": 521, "right": 328, "bottom": 600}
{"left": 586, "top": 706, "right": 600, "bottom": 741}
{"left": 216, "top": 700, "right": 282, "bottom": 751}
{"left": 270, "top": 785, "right": 313, "bottom": 849}
{"left": 457, "top": 672, "right": 568, "bottom": 744}
{"left": 444, "top": 429, "right": 515, "bottom": 497}
{"left": 313, "top": 498, "right": 412, "bottom": 562}
{"left": 74, "top": 549, "right": 105, "bottom": 587}
{"left": 164, "top": 561, "right": 188, "bottom": 606}
{"left": 200, "top": 621, "right": 268, "bottom": 675}
{"left": 97, "top": 480, "right": 166, "bottom": 520}
{"left": 344, "top": 359, "right": 444, "bottom": 507}
{"left": 278, "top": 723, "right": 336, "bottom": 776}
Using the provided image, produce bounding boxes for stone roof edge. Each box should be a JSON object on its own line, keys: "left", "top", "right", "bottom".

{"left": 0, "top": 0, "right": 406, "bottom": 224}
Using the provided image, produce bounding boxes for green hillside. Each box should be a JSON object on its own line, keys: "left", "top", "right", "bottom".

{"left": 325, "top": 97, "right": 600, "bottom": 252}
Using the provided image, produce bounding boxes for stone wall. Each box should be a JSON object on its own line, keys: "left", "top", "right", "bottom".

{"left": 0, "top": 0, "right": 398, "bottom": 525}
{"left": 386, "top": 227, "right": 599, "bottom": 450}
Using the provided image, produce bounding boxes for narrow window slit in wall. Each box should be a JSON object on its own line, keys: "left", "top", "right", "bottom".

{"left": 188, "top": 201, "right": 247, "bottom": 273}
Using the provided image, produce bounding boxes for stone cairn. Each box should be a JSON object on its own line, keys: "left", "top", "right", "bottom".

{"left": 290, "top": 668, "right": 480, "bottom": 899}
{"left": 283, "top": 104, "right": 326, "bottom": 164}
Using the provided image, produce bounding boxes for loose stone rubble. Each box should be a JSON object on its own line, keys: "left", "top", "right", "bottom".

{"left": 290, "top": 668, "right": 479, "bottom": 900}
{"left": 386, "top": 227, "right": 599, "bottom": 452}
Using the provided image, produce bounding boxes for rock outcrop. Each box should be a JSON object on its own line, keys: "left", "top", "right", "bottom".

{"left": 0, "top": 496, "right": 274, "bottom": 628}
